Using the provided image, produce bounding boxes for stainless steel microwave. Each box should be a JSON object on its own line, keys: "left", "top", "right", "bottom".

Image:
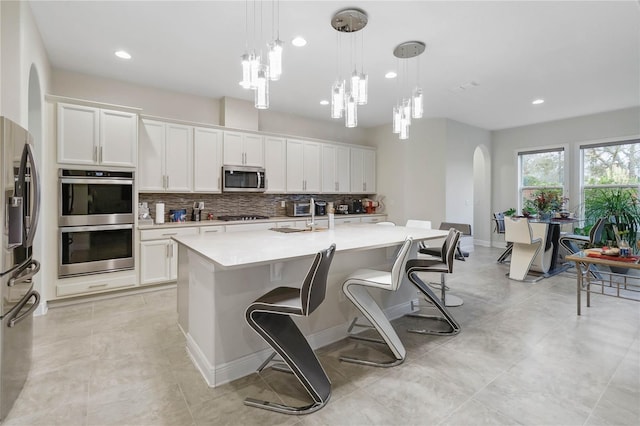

{"left": 222, "top": 165, "right": 266, "bottom": 192}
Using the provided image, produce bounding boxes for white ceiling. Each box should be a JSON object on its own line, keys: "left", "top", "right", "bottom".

{"left": 28, "top": 1, "right": 640, "bottom": 130}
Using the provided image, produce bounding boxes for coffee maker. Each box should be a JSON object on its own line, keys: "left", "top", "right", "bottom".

{"left": 352, "top": 199, "right": 363, "bottom": 214}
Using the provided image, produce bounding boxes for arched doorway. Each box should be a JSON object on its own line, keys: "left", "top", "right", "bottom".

{"left": 473, "top": 145, "right": 491, "bottom": 247}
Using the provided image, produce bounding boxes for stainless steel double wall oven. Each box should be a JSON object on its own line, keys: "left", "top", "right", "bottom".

{"left": 58, "top": 169, "right": 134, "bottom": 277}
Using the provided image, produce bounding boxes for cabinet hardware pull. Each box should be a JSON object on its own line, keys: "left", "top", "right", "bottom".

{"left": 162, "top": 232, "right": 178, "bottom": 236}
{"left": 99, "top": 146, "right": 103, "bottom": 163}
{"left": 89, "top": 283, "right": 108, "bottom": 289}
{"left": 204, "top": 230, "right": 219, "bottom": 233}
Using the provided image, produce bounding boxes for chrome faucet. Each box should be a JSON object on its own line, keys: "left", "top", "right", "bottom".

{"left": 308, "top": 197, "right": 316, "bottom": 231}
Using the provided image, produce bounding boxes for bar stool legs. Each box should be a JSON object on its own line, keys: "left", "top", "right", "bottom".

{"left": 244, "top": 311, "right": 331, "bottom": 414}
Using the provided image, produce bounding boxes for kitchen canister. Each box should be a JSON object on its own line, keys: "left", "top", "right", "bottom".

{"left": 155, "top": 203, "right": 165, "bottom": 224}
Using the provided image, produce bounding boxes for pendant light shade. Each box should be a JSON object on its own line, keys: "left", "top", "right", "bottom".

{"left": 255, "top": 64, "right": 269, "bottom": 109}
{"left": 240, "top": 53, "right": 251, "bottom": 88}
{"left": 345, "top": 93, "right": 357, "bottom": 128}
{"left": 357, "top": 72, "right": 368, "bottom": 105}
{"left": 249, "top": 52, "right": 261, "bottom": 89}
{"left": 412, "top": 87, "right": 423, "bottom": 119}
{"left": 268, "top": 39, "right": 283, "bottom": 81}
{"left": 392, "top": 105, "right": 401, "bottom": 134}
{"left": 331, "top": 80, "right": 345, "bottom": 119}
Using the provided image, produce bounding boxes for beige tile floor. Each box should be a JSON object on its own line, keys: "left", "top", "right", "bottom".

{"left": 4, "top": 246, "right": 639, "bottom": 426}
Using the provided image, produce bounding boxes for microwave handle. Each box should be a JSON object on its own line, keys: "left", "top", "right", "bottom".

{"left": 257, "top": 172, "right": 262, "bottom": 189}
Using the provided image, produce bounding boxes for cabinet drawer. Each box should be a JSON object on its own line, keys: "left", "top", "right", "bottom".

{"left": 335, "top": 217, "right": 361, "bottom": 225}
{"left": 200, "top": 226, "right": 225, "bottom": 235}
{"left": 56, "top": 276, "right": 135, "bottom": 297}
{"left": 140, "top": 227, "right": 198, "bottom": 241}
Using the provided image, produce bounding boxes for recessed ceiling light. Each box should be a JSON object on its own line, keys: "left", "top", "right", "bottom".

{"left": 532, "top": 99, "right": 545, "bottom": 105}
{"left": 291, "top": 37, "right": 307, "bottom": 47}
{"left": 320, "top": 100, "right": 329, "bottom": 106}
{"left": 385, "top": 71, "right": 397, "bottom": 79}
{"left": 114, "top": 50, "right": 131, "bottom": 60}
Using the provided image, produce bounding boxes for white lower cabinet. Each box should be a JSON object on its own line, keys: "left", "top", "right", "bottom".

{"left": 140, "top": 227, "right": 198, "bottom": 284}
{"left": 360, "top": 216, "right": 384, "bottom": 223}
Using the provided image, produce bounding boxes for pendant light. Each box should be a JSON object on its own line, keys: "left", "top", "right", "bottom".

{"left": 330, "top": 8, "right": 368, "bottom": 128}
{"left": 392, "top": 41, "right": 426, "bottom": 140}
{"left": 240, "top": 0, "right": 283, "bottom": 110}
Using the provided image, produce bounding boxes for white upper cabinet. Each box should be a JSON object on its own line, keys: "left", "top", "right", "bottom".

{"left": 264, "top": 136, "right": 286, "bottom": 193}
{"left": 321, "top": 144, "right": 350, "bottom": 193}
{"left": 58, "top": 102, "right": 137, "bottom": 167}
{"left": 286, "top": 139, "right": 321, "bottom": 193}
{"left": 350, "top": 146, "right": 376, "bottom": 193}
{"left": 138, "top": 118, "right": 193, "bottom": 192}
{"left": 223, "top": 131, "right": 264, "bottom": 167}
{"left": 193, "top": 127, "right": 223, "bottom": 192}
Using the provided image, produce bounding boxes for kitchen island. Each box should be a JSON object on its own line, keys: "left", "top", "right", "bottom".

{"left": 173, "top": 223, "right": 448, "bottom": 387}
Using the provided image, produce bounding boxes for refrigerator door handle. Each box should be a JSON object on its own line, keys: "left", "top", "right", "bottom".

{"left": 8, "top": 290, "right": 40, "bottom": 328}
{"left": 9, "top": 259, "right": 40, "bottom": 287}
{"left": 23, "top": 143, "right": 40, "bottom": 247}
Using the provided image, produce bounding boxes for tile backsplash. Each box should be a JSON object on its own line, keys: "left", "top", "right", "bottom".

{"left": 139, "top": 193, "right": 369, "bottom": 222}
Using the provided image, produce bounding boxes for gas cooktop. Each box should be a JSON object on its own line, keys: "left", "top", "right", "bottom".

{"left": 217, "top": 215, "right": 270, "bottom": 221}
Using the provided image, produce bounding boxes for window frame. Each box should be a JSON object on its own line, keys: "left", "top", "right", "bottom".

{"left": 517, "top": 147, "right": 566, "bottom": 213}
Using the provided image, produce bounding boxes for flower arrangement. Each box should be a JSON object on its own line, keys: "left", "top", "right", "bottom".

{"left": 524, "top": 189, "right": 567, "bottom": 214}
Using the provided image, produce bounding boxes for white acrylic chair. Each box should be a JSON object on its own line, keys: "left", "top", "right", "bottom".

{"left": 504, "top": 217, "right": 543, "bottom": 282}
{"left": 340, "top": 237, "right": 413, "bottom": 367}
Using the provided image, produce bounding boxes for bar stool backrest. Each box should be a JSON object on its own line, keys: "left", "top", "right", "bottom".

{"left": 301, "top": 244, "right": 337, "bottom": 316}
{"left": 406, "top": 219, "right": 432, "bottom": 229}
{"left": 590, "top": 217, "right": 607, "bottom": 245}
{"left": 504, "top": 217, "right": 534, "bottom": 244}
{"left": 390, "top": 237, "right": 414, "bottom": 291}
{"left": 441, "top": 229, "right": 462, "bottom": 273}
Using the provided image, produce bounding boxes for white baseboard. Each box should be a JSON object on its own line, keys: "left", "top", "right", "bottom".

{"left": 185, "top": 298, "right": 415, "bottom": 388}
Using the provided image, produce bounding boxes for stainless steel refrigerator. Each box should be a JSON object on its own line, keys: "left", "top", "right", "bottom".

{"left": 0, "top": 117, "right": 41, "bottom": 421}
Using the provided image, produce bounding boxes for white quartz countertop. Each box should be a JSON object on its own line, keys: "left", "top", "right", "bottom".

{"left": 172, "top": 223, "right": 448, "bottom": 269}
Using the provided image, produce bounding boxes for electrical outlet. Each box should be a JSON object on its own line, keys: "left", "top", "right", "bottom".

{"left": 281, "top": 201, "right": 286, "bottom": 208}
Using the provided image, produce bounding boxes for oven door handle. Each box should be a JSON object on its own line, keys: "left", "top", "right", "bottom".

{"left": 8, "top": 290, "right": 40, "bottom": 328}
{"left": 60, "top": 224, "right": 133, "bottom": 233}
{"left": 60, "top": 178, "right": 134, "bottom": 185}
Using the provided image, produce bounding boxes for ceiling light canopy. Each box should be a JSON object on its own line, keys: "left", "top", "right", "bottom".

{"left": 329, "top": 8, "right": 369, "bottom": 128}
{"left": 385, "top": 71, "right": 397, "bottom": 79}
{"left": 532, "top": 99, "right": 545, "bottom": 105}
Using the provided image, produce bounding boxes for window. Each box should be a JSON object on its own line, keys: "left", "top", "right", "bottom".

{"left": 518, "top": 148, "right": 565, "bottom": 213}
{"left": 581, "top": 139, "right": 640, "bottom": 225}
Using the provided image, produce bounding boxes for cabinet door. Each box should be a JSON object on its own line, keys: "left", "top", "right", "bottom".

{"left": 223, "top": 131, "right": 244, "bottom": 166}
{"left": 138, "top": 119, "right": 165, "bottom": 191}
{"left": 57, "top": 103, "right": 99, "bottom": 165}
{"left": 165, "top": 124, "right": 193, "bottom": 192}
{"left": 243, "top": 133, "right": 264, "bottom": 167}
{"left": 321, "top": 145, "right": 337, "bottom": 193}
{"left": 362, "top": 149, "right": 376, "bottom": 193}
{"left": 194, "top": 127, "right": 222, "bottom": 192}
{"left": 350, "top": 147, "right": 364, "bottom": 193}
{"left": 264, "top": 136, "right": 286, "bottom": 193}
{"left": 302, "top": 141, "right": 321, "bottom": 193}
{"left": 99, "top": 109, "right": 137, "bottom": 167}
{"left": 336, "top": 146, "right": 351, "bottom": 193}
{"left": 286, "top": 139, "right": 304, "bottom": 192}
{"left": 140, "top": 239, "right": 172, "bottom": 284}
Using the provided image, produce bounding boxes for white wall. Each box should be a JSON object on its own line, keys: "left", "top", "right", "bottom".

{"left": 1, "top": 0, "right": 52, "bottom": 307}
{"left": 491, "top": 106, "right": 640, "bottom": 246}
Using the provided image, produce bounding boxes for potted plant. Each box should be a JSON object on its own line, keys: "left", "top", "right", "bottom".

{"left": 524, "top": 188, "right": 564, "bottom": 220}
{"left": 583, "top": 187, "right": 640, "bottom": 252}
